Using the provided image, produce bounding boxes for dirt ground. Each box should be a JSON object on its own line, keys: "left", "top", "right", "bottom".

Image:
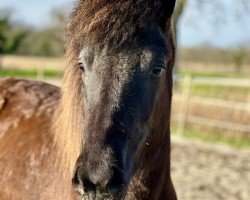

{"left": 171, "top": 136, "right": 250, "bottom": 200}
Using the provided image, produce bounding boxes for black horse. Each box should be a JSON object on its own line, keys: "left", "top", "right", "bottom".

{"left": 0, "top": 0, "right": 177, "bottom": 199}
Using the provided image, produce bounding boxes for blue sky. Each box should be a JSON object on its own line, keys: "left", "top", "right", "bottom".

{"left": 0, "top": 0, "right": 250, "bottom": 48}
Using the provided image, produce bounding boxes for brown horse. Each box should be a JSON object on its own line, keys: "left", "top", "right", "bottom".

{"left": 0, "top": 0, "right": 177, "bottom": 199}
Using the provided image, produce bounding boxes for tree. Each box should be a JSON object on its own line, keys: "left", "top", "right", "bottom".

{"left": 17, "top": 8, "right": 69, "bottom": 57}
{"left": 233, "top": 48, "right": 246, "bottom": 73}
{"left": 0, "top": 10, "right": 27, "bottom": 54}
{"left": 173, "top": 0, "right": 187, "bottom": 48}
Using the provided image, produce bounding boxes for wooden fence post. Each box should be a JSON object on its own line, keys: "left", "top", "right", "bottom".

{"left": 177, "top": 75, "right": 192, "bottom": 136}
{"left": 37, "top": 65, "right": 45, "bottom": 80}
{"left": 247, "top": 91, "right": 250, "bottom": 111}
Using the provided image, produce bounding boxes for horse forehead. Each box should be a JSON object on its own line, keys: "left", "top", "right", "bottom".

{"left": 83, "top": 52, "right": 133, "bottom": 100}
{"left": 79, "top": 50, "right": 137, "bottom": 86}
{"left": 79, "top": 26, "right": 166, "bottom": 63}
{"left": 81, "top": 45, "right": 139, "bottom": 62}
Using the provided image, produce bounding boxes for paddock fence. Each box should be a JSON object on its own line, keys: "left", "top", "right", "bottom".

{"left": 171, "top": 75, "right": 250, "bottom": 137}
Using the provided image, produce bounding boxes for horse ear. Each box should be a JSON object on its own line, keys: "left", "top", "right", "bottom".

{"left": 162, "top": 0, "right": 176, "bottom": 18}
{"left": 158, "top": 0, "right": 176, "bottom": 29}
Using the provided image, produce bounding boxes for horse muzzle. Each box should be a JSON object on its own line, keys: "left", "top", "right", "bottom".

{"left": 72, "top": 155, "right": 127, "bottom": 199}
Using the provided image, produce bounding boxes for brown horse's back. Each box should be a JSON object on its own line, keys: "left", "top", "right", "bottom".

{"left": 0, "top": 78, "right": 61, "bottom": 199}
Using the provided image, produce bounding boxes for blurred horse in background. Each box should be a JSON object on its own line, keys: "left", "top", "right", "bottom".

{"left": 0, "top": 0, "right": 177, "bottom": 199}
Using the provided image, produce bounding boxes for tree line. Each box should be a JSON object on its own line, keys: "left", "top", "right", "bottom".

{"left": 0, "top": 8, "right": 66, "bottom": 57}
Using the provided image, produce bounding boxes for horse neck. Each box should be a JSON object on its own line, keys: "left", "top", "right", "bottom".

{"left": 128, "top": 72, "right": 176, "bottom": 199}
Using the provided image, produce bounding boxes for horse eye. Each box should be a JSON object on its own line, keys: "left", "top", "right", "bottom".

{"left": 78, "top": 62, "right": 85, "bottom": 71}
{"left": 152, "top": 66, "right": 163, "bottom": 76}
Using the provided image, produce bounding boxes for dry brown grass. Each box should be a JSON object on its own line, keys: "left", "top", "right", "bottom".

{"left": 0, "top": 55, "right": 64, "bottom": 71}
{"left": 179, "top": 61, "right": 250, "bottom": 74}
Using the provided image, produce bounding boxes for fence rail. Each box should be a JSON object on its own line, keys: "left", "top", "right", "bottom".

{"left": 174, "top": 75, "right": 250, "bottom": 86}
{"left": 172, "top": 75, "right": 250, "bottom": 135}
{"left": 172, "top": 114, "right": 250, "bottom": 133}
{"left": 173, "top": 94, "right": 250, "bottom": 111}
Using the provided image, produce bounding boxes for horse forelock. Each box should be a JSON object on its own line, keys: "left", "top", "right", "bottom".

{"left": 53, "top": 67, "right": 83, "bottom": 175}
{"left": 66, "top": 0, "right": 174, "bottom": 51}
{"left": 54, "top": 0, "right": 175, "bottom": 176}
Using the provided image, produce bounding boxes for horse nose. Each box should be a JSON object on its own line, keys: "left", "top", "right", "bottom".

{"left": 72, "top": 166, "right": 125, "bottom": 195}
{"left": 72, "top": 170, "right": 95, "bottom": 196}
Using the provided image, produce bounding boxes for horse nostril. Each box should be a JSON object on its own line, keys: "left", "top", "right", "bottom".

{"left": 108, "top": 167, "right": 125, "bottom": 194}
{"left": 72, "top": 168, "right": 80, "bottom": 188}
{"left": 82, "top": 178, "right": 96, "bottom": 193}
{"left": 72, "top": 165, "right": 125, "bottom": 196}
{"left": 72, "top": 169, "right": 84, "bottom": 196}
{"left": 72, "top": 168, "right": 96, "bottom": 195}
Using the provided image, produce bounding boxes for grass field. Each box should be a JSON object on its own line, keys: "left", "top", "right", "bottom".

{"left": 191, "top": 84, "right": 249, "bottom": 102}
{"left": 178, "top": 69, "right": 250, "bottom": 79}
{"left": 171, "top": 128, "right": 250, "bottom": 148}
{"left": 0, "top": 55, "right": 64, "bottom": 70}
{"left": 0, "top": 69, "right": 62, "bottom": 78}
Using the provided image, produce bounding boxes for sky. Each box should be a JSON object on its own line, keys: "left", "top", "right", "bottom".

{"left": 0, "top": 0, "right": 250, "bottom": 48}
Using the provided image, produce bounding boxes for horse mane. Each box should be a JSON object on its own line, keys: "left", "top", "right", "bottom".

{"left": 53, "top": 0, "right": 175, "bottom": 175}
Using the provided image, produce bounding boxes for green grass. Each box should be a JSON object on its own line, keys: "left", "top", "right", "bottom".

{"left": 175, "top": 74, "right": 249, "bottom": 101}
{"left": 0, "top": 69, "right": 62, "bottom": 78}
{"left": 178, "top": 70, "right": 249, "bottom": 78}
{"left": 172, "top": 128, "right": 250, "bottom": 148}
{"left": 190, "top": 84, "right": 248, "bottom": 102}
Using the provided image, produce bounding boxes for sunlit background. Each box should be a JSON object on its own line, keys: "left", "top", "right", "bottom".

{"left": 0, "top": 0, "right": 249, "bottom": 199}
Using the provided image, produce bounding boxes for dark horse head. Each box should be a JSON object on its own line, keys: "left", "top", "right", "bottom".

{"left": 60, "top": 0, "right": 176, "bottom": 199}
